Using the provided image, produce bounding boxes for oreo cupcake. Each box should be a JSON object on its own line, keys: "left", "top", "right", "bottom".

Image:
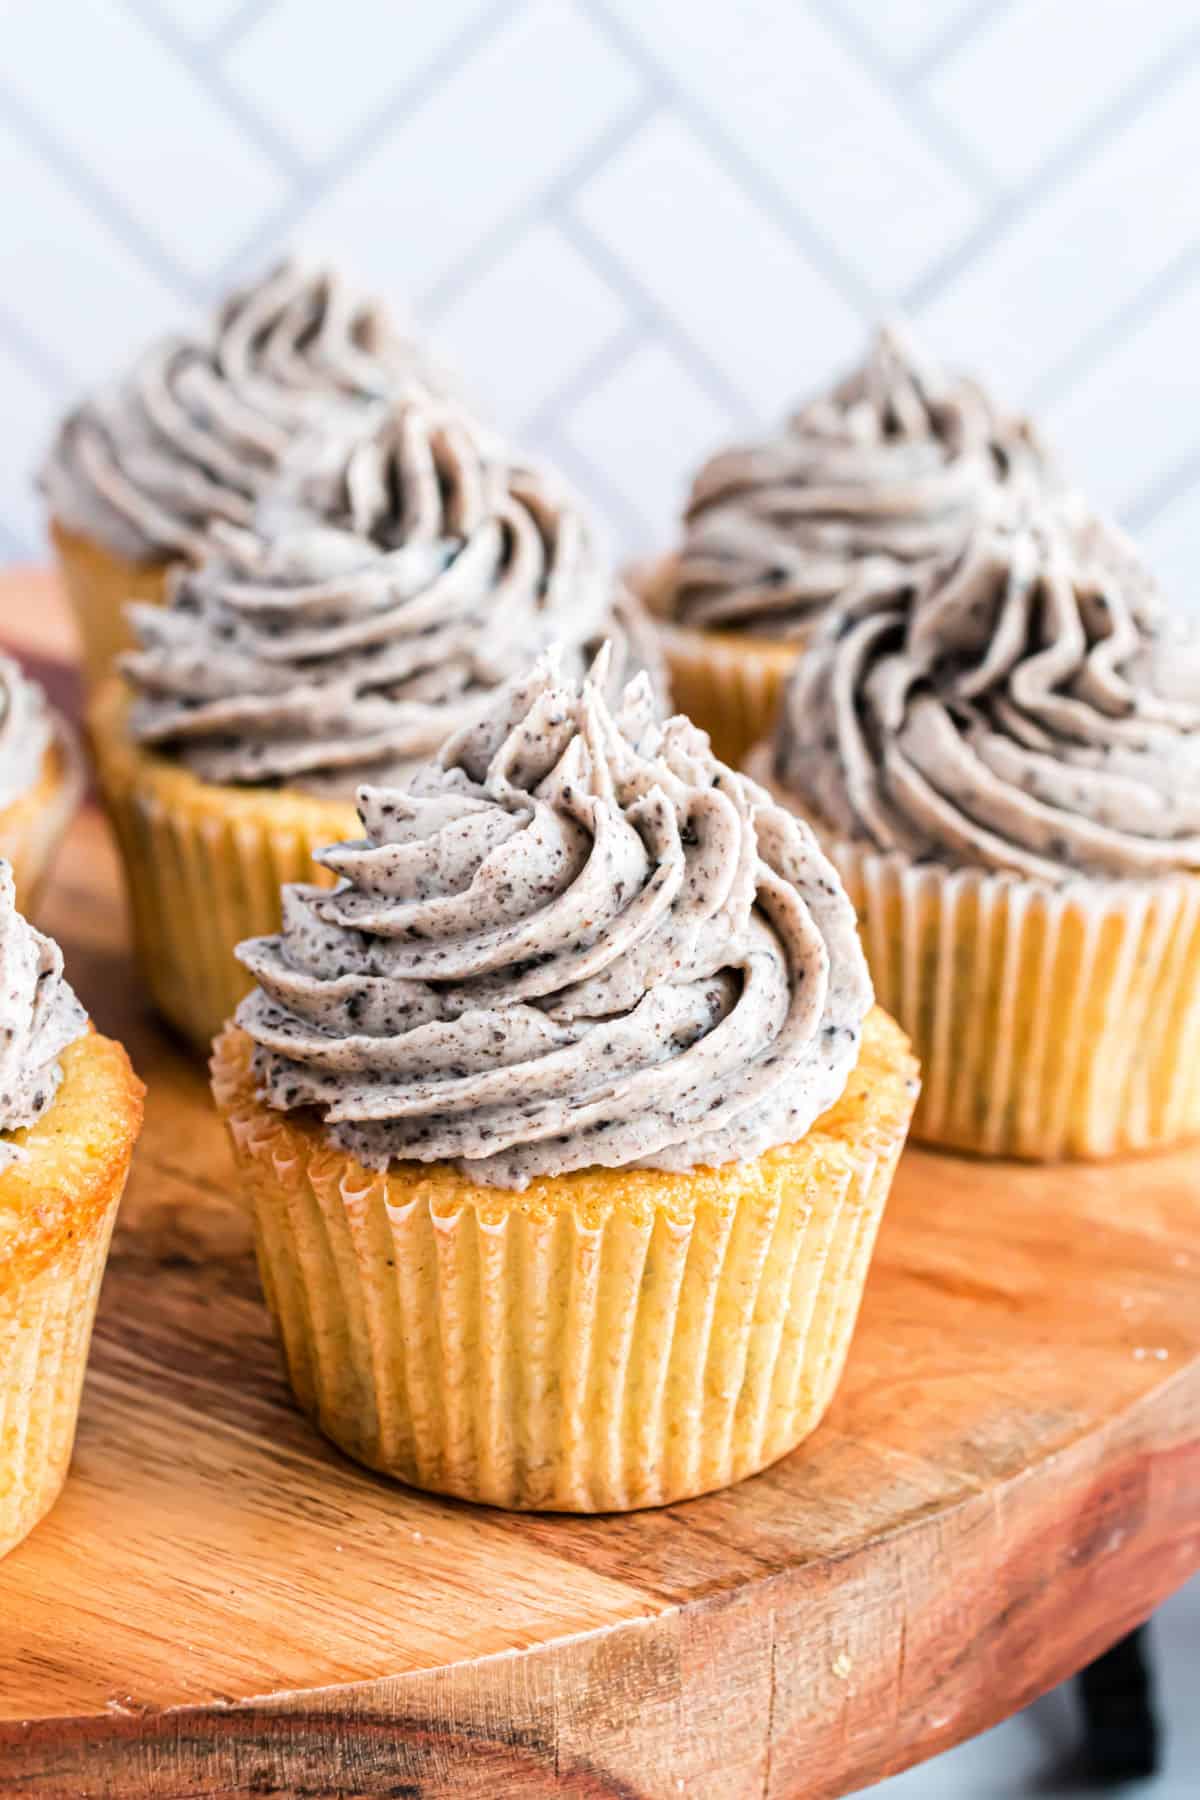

{"left": 211, "top": 653, "right": 917, "bottom": 1511}
{"left": 91, "top": 392, "right": 662, "bottom": 1053}
{"left": 0, "top": 656, "right": 84, "bottom": 915}
{"left": 645, "top": 326, "right": 1053, "bottom": 766}
{"left": 756, "top": 507, "right": 1200, "bottom": 1159}
{"left": 41, "top": 257, "right": 449, "bottom": 691}
{"left": 0, "top": 863, "right": 143, "bottom": 1557}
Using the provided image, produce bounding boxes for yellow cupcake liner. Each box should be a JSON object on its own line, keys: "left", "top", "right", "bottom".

{"left": 89, "top": 676, "right": 357, "bottom": 1055}
{"left": 0, "top": 1192, "right": 118, "bottom": 1558}
{"left": 628, "top": 553, "right": 802, "bottom": 767}
{"left": 1, "top": 722, "right": 85, "bottom": 918}
{"left": 212, "top": 1008, "right": 917, "bottom": 1512}
{"left": 1, "top": 1030, "right": 143, "bottom": 1558}
{"left": 831, "top": 840, "right": 1200, "bottom": 1161}
{"left": 50, "top": 517, "right": 172, "bottom": 695}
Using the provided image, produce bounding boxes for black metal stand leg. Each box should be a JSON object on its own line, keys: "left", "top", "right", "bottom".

{"left": 1076, "top": 1626, "right": 1161, "bottom": 1786}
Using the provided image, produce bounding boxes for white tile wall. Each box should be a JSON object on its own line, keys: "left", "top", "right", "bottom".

{"left": 0, "top": 8, "right": 1197, "bottom": 1792}
{"left": 0, "top": 0, "right": 1197, "bottom": 618}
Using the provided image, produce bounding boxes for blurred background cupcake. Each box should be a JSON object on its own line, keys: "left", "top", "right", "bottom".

{"left": 0, "top": 862, "right": 143, "bottom": 1558}
{"left": 755, "top": 503, "right": 1200, "bottom": 1160}
{"left": 640, "top": 327, "right": 1056, "bottom": 767}
{"left": 0, "top": 654, "right": 83, "bottom": 916}
{"left": 40, "top": 258, "right": 453, "bottom": 693}
{"left": 90, "top": 388, "right": 662, "bottom": 1052}
{"left": 213, "top": 654, "right": 917, "bottom": 1511}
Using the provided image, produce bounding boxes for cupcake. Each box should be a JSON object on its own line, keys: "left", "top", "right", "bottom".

{"left": 91, "top": 392, "right": 664, "bottom": 1054}
{"left": 757, "top": 506, "right": 1200, "bottom": 1160}
{"left": 0, "top": 655, "right": 84, "bottom": 915}
{"left": 41, "top": 257, "right": 450, "bottom": 691}
{"left": 0, "top": 862, "right": 143, "bottom": 1557}
{"left": 211, "top": 652, "right": 918, "bottom": 1512}
{"left": 645, "top": 325, "right": 1054, "bottom": 766}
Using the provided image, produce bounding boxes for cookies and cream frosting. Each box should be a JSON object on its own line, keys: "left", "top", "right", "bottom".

{"left": 41, "top": 258, "right": 442, "bottom": 563}
{"left": 122, "top": 396, "right": 661, "bottom": 792}
{"left": 0, "top": 657, "right": 53, "bottom": 811}
{"left": 774, "top": 508, "right": 1200, "bottom": 882}
{"left": 0, "top": 863, "right": 87, "bottom": 1171}
{"left": 668, "top": 326, "right": 1053, "bottom": 639}
{"left": 235, "top": 652, "right": 873, "bottom": 1188}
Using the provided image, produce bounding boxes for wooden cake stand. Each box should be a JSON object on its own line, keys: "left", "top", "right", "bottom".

{"left": 2, "top": 573, "right": 1199, "bottom": 1799}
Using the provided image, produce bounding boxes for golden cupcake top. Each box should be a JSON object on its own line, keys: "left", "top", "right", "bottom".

{"left": 235, "top": 650, "right": 873, "bottom": 1189}
{"left": 121, "top": 393, "right": 662, "bottom": 793}
{"left": 773, "top": 505, "right": 1200, "bottom": 882}
{"left": 0, "top": 861, "right": 87, "bottom": 1172}
{"left": 665, "top": 325, "right": 1053, "bottom": 640}
{"left": 39, "top": 257, "right": 446, "bottom": 563}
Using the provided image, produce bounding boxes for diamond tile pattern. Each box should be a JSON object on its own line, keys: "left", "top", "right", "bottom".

{"left": 0, "top": 0, "right": 1197, "bottom": 619}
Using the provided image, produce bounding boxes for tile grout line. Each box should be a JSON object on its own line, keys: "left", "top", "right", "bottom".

{"left": 897, "top": 0, "right": 1012, "bottom": 89}
{"left": 120, "top": 0, "right": 312, "bottom": 221}
{"left": 520, "top": 318, "right": 648, "bottom": 446}
{"left": 0, "top": 300, "right": 75, "bottom": 397}
{"left": 1123, "top": 442, "right": 1200, "bottom": 535}
{"left": 902, "top": 25, "right": 1200, "bottom": 316}
{"left": 536, "top": 417, "right": 654, "bottom": 550}
{"left": 202, "top": 0, "right": 528, "bottom": 295}
{"left": 812, "top": 0, "right": 1001, "bottom": 202}
{"left": 203, "top": 0, "right": 283, "bottom": 58}
{"left": 1031, "top": 237, "right": 1200, "bottom": 409}
{"left": 0, "top": 78, "right": 202, "bottom": 308}
{"left": 418, "top": 90, "right": 662, "bottom": 318}
{"left": 583, "top": 0, "right": 884, "bottom": 317}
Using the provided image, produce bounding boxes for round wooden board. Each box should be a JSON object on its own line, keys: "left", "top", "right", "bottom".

{"left": 2, "top": 573, "right": 1200, "bottom": 1800}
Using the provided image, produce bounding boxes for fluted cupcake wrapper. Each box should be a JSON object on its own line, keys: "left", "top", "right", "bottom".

{"left": 1, "top": 723, "right": 85, "bottom": 918}
{"left": 0, "top": 1194, "right": 119, "bottom": 1559}
{"left": 212, "top": 1013, "right": 917, "bottom": 1512}
{"left": 831, "top": 841, "right": 1200, "bottom": 1160}
{"left": 89, "top": 678, "right": 356, "bottom": 1055}
{"left": 627, "top": 554, "right": 803, "bottom": 768}
{"left": 50, "top": 518, "right": 173, "bottom": 695}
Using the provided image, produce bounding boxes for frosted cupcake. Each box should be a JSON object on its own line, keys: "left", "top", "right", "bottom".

{"left": 41, "top": 257, "right": 449, "bottom": 690}
{"left": 211, "top": 652, "right": 918, "bottom": 1512}
{"left": 91, "top": 393, "right": 662, "bottom": 1053}
{"left": 646, "top": 326, "right": 1053, "bottom": 765}
{"left": 0, "top": 656, "right": 84, "bottom": 915}
{"left": 756, "top": 506, "right": 1200, "bottom": 1159}
{"left": 0, "top": 863, "right": 143, "bottom": 1556}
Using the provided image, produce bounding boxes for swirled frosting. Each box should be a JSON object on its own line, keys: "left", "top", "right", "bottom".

{"left": 123, "top": 396, "right": 661, "bottom": 792}
{"left": 0, "top": 862, "right": 87, "bottom": 1171}
{"left": 774, "top": 507, "right": 1200, "bottom": 882}
{"left": 668, "top": 326, "right": 1054, "bottom": 639}
{"left": 41, "top": 258, "right": 446, "bottom": 563}
{"left": 235, "top": 653, "right": 873, "bottom": 1188}
{"left": 0, "top": 657, "right": 52, "bottom": 810}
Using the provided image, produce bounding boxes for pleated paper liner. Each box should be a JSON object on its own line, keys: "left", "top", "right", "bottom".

{"left": 744, "top": 743, "right": 1200, "bottom": 1161}
{"left": 833, "top": 843, "right": 1200, "bottom": 1160}
{"left": 628, "top": 553, "right": 804, "bottom": 768}
{"left": 1, "top": 721, "right": 85, "bottom": 918}
{"left": 49, "top": 518, "right": 174, "bottom": 696}
{"left": 0, "top": 1031, "right": 144, "bottom": 1559}
{"left": 89, "top": 676, "right": 357, "bottom": 1056}
{"left": 212, "top": 1008, "right": 918, "bottom": 1513}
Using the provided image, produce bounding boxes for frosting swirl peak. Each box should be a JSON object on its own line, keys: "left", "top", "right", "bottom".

{"left": 774, "top": 508, "right": 1200, "bottom": 882}
{"left": 668, "top": 325, "right": 1053, "bottom": 638}
{"left": 41, "top": 258, "right": 446, "bottom": 563}
{"left": 236, "top": 654, "right": 872, "bottom": 1188}
{"left": 0, "top": 657, "right": 52, "bottom": 810}
{"left": 0, "top": 863, "right": 87, "bottom": 1171}
{"left": 123, "top": 394, "right": 660, "bottom": 792}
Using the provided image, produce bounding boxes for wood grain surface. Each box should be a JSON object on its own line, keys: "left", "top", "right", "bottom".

{"left": 2, "top": 569, "right": 1200, "bottom": 1799}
